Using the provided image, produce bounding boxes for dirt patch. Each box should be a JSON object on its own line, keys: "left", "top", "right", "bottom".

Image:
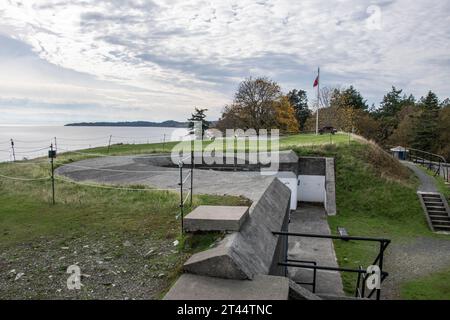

{"left": 0, "top": 234, "right": 181, "bottom": 299}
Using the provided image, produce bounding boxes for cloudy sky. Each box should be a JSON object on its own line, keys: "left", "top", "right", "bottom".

{"left": 0, "top": 0, "right": 449, "bottom": 125}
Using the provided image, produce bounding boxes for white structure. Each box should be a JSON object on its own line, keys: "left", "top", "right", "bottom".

{"left": 276, "top": 172, "right": 298, "bottom": 210}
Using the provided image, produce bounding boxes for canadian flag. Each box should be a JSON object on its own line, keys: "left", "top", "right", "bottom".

{"left": 313, "top": 75, "right": 319, "bottom": 87}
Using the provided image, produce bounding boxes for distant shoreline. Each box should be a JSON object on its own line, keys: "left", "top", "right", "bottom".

{"left": 65, "top": 121, "right": 189, "bottom": 128}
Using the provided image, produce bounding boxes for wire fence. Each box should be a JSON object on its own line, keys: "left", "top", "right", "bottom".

{"left": 0, "top": 132, "right": 191, "bottom": 162}
{"left": 0, "top": 143, "right": 194, "bottom": 235}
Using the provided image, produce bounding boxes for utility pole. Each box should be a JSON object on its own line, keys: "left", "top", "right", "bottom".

{"left": 54, "top": 137, "right": 57, "bottom": 152}
{"left": 10, "top": 139, "right": 16, "bottom": 162}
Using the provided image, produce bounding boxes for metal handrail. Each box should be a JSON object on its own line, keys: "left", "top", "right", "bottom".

{"left": 273, "top": 231, "right": 390, "bottom": 300}
{"left": 386, "top": 144, "right": 449, "bottom": 182}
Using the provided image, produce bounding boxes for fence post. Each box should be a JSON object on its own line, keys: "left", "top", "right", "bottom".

{"left": 179, "top": 161, "right": 184, "bottom": 236}
{"left": 107, "top": 135, "right": 112, "bottom": 154}
{"left": 49, "top": 144, "right": 56, "bottom": 205}
{"left": 190, "top": 149, "right": 194, "bottom": 206}
{"left": 163, "top": 134, "right": 166, "bottom": 152}
{"left": 10, "top": 139, "right": 16, "bottom": 162}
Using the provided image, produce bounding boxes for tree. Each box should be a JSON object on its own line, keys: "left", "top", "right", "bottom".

{"left": 233, "top": 77, "right": 282, "bottom": 132}
{"left": 331, "top": 86, "right": 368, "bottom": 111}
{"left": 216, "top": 77, "right": 286, "bottom": 133}
{"left": 411, "top": 91, "right": 440, "bottom": 151}
{"left": 328, "top": 86, "right": 368, "bottom": 132}
{"left": 437, "top": 105, "right": 450, "bottom": 160}
{"left": 188, "top": 108, "right": 210, "bottom": 139}
{"left": 372, "top": 87, "right": 416, "bottom": 142}
{"left": 273, "top": 96, "right": 299, "bottom": 134}
{"left": 287, "top": 89, "right": 310, "bottom": 131}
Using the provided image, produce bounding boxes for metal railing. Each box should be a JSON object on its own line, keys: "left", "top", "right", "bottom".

{"left": 273, "top": 231, "right": 390, "bottom": 300}
{"left": 387, "top": 145, "right": 449, "bottom": 182}
{"left": 178, "top": 150, "right": 194, "bottom": 235}
{"left": 407, "top": 147, "right": 449, "bottom": 182}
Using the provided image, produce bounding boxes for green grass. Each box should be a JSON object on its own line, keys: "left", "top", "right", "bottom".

{"left": 290, "top": 142, "right": 446, "bottom": 295}
{"left": 0, "top": 149, "right": 250, "bottom": 298}
{"left": 54, "top": 133, "right": 349, "bottom": 159}
{"left": 3, "top": 132, "right": 447, "bottom": 299}
{"left": 401, "top": 267, "right": 450, "bottom": 300}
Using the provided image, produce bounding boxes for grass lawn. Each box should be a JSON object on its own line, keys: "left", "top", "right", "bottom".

{"left": 0, "top": 150, "right": 249, "bottom": 299}
{"left": 2, "top": 132, "right": 448, "bottom": 299}
{"left": 401, "top": 267, "right": 450, "bottom": 300}
{"left": 61, "top": 132, "right": 350, "bottom": 159}
{"left": 290, "top": 141, "right": 450, "bottom": 298}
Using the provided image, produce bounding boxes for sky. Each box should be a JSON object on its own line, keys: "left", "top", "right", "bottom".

{"left": 0, "top": 0, "right": 449, "bottom": 125}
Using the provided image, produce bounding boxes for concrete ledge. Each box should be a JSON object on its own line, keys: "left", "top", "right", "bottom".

{"left": 288, "top": 280, "right": 322, "bottom": 300}
{"left": 164, "top": 273, "right": 289, "bottom": 300}
{"left": 325, "top": 158, "right": 337, "bottom": 216}
{"left": 183, "top": 206, "right": 249, "bottom": 232}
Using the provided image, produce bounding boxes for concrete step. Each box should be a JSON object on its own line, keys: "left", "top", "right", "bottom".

{"left": 423, "top": 201, "right": 444, "bottom": 205}
{"left": 428, "top": 210, "right": 447, "bottom": 214}
{"left": 434, "top": 225, "right": 450, "bottom": 231}
{"left": 422, "top": 194, "right": 441, "bottom": 198}
{"left": 431, "top": 220, "right": 450, "bottom": 226}
{"left": 429, "top": 214, "right": 450, "bottom": 219}
{"left": 426, "top": 206, "right": 446, "bottom": 210}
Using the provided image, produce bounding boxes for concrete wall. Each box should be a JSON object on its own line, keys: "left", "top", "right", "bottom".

{"left": 183, "top": 177, "right": 291, "bottom": 279}
{"left": 297, "top": 156, "right": 336, "bottom": 216}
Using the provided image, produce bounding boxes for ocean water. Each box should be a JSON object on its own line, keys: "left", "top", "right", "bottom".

{"left": 0, "top": 126, "right": 189, "bottom": 162}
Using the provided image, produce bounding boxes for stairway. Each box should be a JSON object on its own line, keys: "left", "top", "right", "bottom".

{"left": 418, "top": 192, "right": 450, "bottom": 232}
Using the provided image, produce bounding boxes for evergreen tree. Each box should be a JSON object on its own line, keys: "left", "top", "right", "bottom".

{"left": 331, "top": 86, "right": 368, "bottom": 110}
{"left": 287, "top": 89, "right": 310, "bottom": 131}
{"left": 374, "top": 87, "right": 416, "bottom": 142}
{"left": 411, "top": 91, "right": 440, "bottom": 151}
{"left": 188, "top": 108, "right": 210, "bottom": 139}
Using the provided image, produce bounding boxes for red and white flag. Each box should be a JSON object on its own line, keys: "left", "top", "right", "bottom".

{"left": 313, "top": 74, "right": 319, "bottom": 87}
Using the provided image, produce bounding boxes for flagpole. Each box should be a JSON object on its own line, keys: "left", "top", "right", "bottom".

{"left": 316, "top": 67, "right": 320, "bottom": 135}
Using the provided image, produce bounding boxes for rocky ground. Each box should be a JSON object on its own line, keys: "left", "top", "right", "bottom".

{"left": 0, "top": 233, "right": 180, "bottom": 299}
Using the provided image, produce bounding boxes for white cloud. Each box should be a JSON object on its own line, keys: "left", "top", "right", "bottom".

{"left": 0, "top": 0, "right": 449, "bottom": 124}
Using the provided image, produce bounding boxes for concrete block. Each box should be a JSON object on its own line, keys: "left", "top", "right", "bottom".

{"left": 183, "top": 178, "right": 291, "bottom": 279}
{"left": 183, "top": 206, "right": 249, "bottom": 232}
{"left": 164, "top": 273, "right": 289, "bottom": 300}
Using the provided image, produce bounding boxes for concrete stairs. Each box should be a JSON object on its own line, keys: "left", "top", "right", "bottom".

{"left": 418, "top": 192, "right": 450, "bottom": 232}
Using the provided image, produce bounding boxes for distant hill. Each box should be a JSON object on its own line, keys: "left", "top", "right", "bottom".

{"left": 65, "top": 120, "right": 189, "bottom": 128}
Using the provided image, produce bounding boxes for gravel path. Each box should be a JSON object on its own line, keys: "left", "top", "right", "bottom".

{"left": 382, "top": 237, "right": 450, "bottom": 299}
{"left": 401, "top": 161, "right": 438, "bottom": 192}
{"left": 381, "top": 161, "right": 450, "bottom": 299}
